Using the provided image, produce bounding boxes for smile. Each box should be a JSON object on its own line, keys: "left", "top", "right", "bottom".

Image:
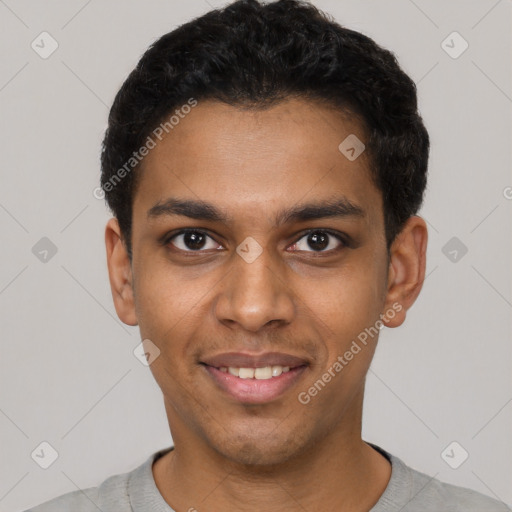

{"left": 202, "top": 363, "right": 308, "bottom": 404}
{"left": 220, "top": 365, "right": 291, "bottom": 379}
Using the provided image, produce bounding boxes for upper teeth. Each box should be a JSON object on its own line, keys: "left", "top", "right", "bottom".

{"left": 219, "top": 365, "right": 291, "bottom": 379}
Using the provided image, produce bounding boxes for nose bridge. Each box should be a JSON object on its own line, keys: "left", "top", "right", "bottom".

{"left": 214, "top": 242, "right": 295, "bottom": 331}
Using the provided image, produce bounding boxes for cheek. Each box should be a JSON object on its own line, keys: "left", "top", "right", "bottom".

{"left": 133, "top": 267, "right": 200, "bottom": 346}
{"left": 303, "top": 262, "right": 384, "bottom": 339}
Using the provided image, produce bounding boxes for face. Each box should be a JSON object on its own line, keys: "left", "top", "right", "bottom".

{"left": 106, "top": 97, "right": 426, "bottom": 466}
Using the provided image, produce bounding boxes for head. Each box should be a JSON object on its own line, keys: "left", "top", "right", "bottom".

{"left": 103, "top": 0, "right": 429, "bottom": 467}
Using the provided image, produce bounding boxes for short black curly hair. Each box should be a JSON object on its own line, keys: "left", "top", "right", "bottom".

{"left": 100, "top": 0, "right": 429, "bottom": 260}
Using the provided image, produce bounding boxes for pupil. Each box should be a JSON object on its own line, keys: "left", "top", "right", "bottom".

{"left": 185, "top": 232, "right": 205, "bottom": 250}
{"left": 308, "top": 231, "right": 328, "bottom": 251}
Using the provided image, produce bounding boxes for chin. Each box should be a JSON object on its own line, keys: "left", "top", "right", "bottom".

{"left": 210, "top": 422, "right": 311, "bottom": 468}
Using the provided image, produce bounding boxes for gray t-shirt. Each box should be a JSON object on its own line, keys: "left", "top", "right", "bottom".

{"left": 24, "top": 443, "right": 511, "bottom": 511}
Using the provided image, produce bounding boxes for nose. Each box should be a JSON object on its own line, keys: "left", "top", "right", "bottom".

{"left": 213, "top": 246, "right": 296, "bottom": 332}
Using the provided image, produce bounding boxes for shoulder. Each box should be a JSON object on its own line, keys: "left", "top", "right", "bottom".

{"left": 23, "top": 467, "right": 133, "bottom": 512}
{"left": 415, "top": 474, "right": 510, "bottom": 511}
{"left": 394, "top": 454, "right": 511, "bottom": 511}
{"left": 368, "top": 443, "right": 511, "bottom": 512}
{"left": 23, "top": 486, "right": 101, "bottom": 512}
{"left": 22, "top": 447, "right": 174, "bottom": 512}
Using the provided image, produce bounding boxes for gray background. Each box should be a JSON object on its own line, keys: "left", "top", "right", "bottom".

{"left": 1, "top": 0, "right": 511, "bottom": 510}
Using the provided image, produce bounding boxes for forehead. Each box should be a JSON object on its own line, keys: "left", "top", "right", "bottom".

{"left": 133, "top": 98, "right": 383, "bottom": 231}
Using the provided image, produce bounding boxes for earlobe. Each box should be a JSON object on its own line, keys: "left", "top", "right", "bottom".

{"left": 105, "top": 218, "right": 138, "bottom": 326}
{"left": 382, "top": 216, "right": 428, "bottom": 328}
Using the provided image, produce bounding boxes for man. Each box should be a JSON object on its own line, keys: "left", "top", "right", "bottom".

{"left": 26, "top": 0, "right": 510, "bottom": 510}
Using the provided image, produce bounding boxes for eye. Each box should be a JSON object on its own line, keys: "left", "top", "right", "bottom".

{"left": 289, "top": 230, "right": 346, "bottom": 253}
{"left": 163, "top": 228, "right": 349, "bottom": 254}
{"left": 166, "top": 229, "right": 222, "bottom": 252}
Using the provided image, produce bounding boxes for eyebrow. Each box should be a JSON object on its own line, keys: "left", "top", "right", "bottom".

{"left": 147, "top": 196, "right": 366, "bottom": 225}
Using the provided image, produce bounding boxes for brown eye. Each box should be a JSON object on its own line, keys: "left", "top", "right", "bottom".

{"left": 290, "top": 230, "right": 346, "bottom": 253}
{"left": 167, "top": 230, "right": 221, "bottom": 252}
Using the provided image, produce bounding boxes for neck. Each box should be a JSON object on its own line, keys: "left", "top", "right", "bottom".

{"left": 153, "top": 389, "right": 391, "bottom": 511}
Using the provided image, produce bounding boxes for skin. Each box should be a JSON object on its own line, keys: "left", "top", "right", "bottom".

{"left": 105, "top": 97, "right": 428, "bottom": 511}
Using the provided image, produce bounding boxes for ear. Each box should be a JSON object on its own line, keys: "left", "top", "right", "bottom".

{"left": 381, "top": 215, "right": 428, "bottom": 328}
{"left": 105, "top": 218, "right": 138, "bottom": 326}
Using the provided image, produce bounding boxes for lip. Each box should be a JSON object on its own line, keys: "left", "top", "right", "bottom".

{"left": 202, "top": 364, "right": 308, "bottom": 404}
{"left": 201, "top": 351, "right": 309, "bottom": 369}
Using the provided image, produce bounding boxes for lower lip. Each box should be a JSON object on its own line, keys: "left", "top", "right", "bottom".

{"left": 203, "top": 365, "right": 308, "bottom": 404}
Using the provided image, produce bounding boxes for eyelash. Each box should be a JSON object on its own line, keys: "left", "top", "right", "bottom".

{"left": 162, "top": 228, "right": 350, "bottom": 255}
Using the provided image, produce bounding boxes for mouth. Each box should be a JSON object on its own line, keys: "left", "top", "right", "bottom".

{"left": 200, "top": 352, "right": 309, "bottom": 404}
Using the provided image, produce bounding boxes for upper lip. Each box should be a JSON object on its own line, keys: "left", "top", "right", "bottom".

{"left": 201, "top": 352, "right": 309, "bottom": 369}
